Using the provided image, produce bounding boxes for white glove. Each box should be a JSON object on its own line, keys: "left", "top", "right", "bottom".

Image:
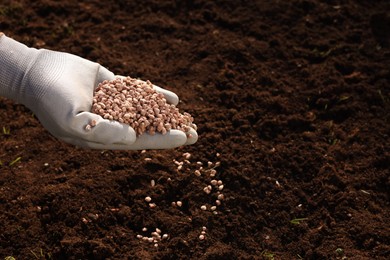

{"left": 0, "top": 34, "right": 198, "bottom": 150}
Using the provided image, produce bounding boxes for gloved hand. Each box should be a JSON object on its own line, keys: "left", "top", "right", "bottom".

{"left": 0, "top": 34, "right": 198, "bottom": 150}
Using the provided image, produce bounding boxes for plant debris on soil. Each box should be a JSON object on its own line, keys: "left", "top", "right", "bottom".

{"left": 0, "top": 0, "right": 389, "bottom": 259}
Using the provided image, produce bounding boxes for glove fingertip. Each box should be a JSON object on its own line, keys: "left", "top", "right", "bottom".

{"left": 96, "top": 66, "right": 115, "bottom": 85}
{"left": 184, "top": 128, "right": 198, "bottom": 145}
{"left": 165, "top": 129, "right": 188, "bottom": 147}
{"left": 153, "top": 85, "right": 179, "bottom": 105}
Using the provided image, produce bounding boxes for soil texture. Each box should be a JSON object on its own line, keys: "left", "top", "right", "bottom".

{"left": 0, "top": 0, "right": 389, "bottom": 259}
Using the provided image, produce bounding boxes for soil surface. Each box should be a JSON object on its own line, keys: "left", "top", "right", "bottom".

{"left": 1, "top": 0, "right": 389, "bottom": 259}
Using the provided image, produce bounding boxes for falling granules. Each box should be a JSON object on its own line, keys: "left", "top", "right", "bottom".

{"left": 90, "top": 77, "right": 196, "bottom": 136}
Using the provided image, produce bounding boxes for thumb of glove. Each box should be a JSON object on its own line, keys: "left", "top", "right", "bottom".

{"left": 60, "top": 112, "right": 137, "bottom": 148}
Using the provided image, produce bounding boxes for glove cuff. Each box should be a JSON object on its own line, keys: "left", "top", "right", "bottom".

{"left": 0, "top": 34, "right": 38, "bottom": 102}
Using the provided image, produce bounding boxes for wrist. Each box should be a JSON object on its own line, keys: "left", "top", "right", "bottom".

{"left": 0, "top": 35, "right": 38, "bottom": 102}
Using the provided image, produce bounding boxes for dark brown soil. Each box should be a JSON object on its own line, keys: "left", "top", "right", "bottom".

{"left": 1, "top": 0, "right": 389, "bottom": 259}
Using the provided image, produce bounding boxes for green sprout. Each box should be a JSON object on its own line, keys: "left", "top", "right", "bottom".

{"left": 290, "top": 218, "right": 308, "bottom": 225}
{"left": 30, "top": 249, "right": 39, "bottom": 259}
{"left": 329, "top": 138, "right": 339, "bottom": 145}
{"left": 378, "top": 89, "right": 388, "bottom": 105}
{"left": 30, "top": 248, "right": 52, "bottom": 259}
{"left": 312, "top": 47, "right": 333, "bottom": 58}
{"left": 338, "top": 96, "right": 350, "bottom": 102}
{"left": 9, "top": 157, "right": 21, "bottom": 166}
{"left": 2, "top": 126, "right": 10, "bottom": 135}
{"left": 261, "top": 250, "right": 275, "bottom": 260}
{"left": 4, "top": 257, "right": 16, "bottom": 260}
